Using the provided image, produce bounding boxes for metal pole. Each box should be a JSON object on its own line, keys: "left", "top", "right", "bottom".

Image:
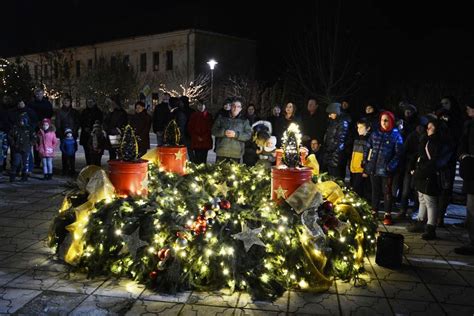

{"left": 210, "top": 69, "right": 214, "bottom": 108}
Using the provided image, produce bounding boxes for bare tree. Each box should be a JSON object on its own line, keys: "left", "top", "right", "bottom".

{"left": 287, "top": 1, "right": 362, "bottom": 105}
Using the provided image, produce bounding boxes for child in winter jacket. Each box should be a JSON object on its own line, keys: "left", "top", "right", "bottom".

{"left": 256, "top": 136, "right": 277, "bottom": 169}
{"left": 37, "top": 118, "right": 58, "bottom": 180}
{"left": 8, "top": 113, "right": 36, "bottom": 181}
{"left": 60, "top": 128, "right": 78, "bottom": 176}
{"left": 350, "top": 118, "right": 371, "bottom": 201}
{"left": 88, "top": 121, "right": 107, "bottom": 166}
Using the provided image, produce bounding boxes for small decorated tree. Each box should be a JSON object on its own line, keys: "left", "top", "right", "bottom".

{"left": 119, "top": 124, "right": 139, "bottom": 161}
{"left": 281, "top": 123, "right": 302, "bottom": 168}
{"left": 163, "top": 120, "right": 181, "bottom": 146}
{"left": 108, "top": 124, "right": 148, "bottom": 197}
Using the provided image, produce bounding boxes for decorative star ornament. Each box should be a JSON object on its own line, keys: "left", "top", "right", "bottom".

{"left": 274, "top": 185, "right": 288, "bottom": 199}
{"left": 120, "top": 227, "right": 149, "bottom": 260}
{"left": 215, "top": 182, "right": 230, "bottom": 197}
{"left": 174, "top": 150, "right": 183, "bottom": 160}
{"left": 236, "top": 194, "right": 246, "bottom": 205}
{"left": 232, "top": 223, "right": 266, "bottom": 252}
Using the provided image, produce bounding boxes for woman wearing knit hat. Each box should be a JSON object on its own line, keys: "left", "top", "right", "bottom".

{"left": 363, "top": 111, "right": 404, "bottom": 225}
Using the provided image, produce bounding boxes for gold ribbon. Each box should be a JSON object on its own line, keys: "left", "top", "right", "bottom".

{"left": 63, "top": 166, "right": 115, "bottom": 264}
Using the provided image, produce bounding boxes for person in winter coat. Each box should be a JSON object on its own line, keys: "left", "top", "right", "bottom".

{"left": 8, "top": 100, "right": 38, "bottom": 173}
{"left": 323, "top": 102, "right": 349, "bottom": 178}
{"left": 9, "top": 113, "right": 36, "bottom": 181}
{"left": 406, "top": 119, "right": 441, "bottom": 240}
{"left": 363, "top": 111, "right": 403, "bottom": 225}
{"left": 244, "top": 104, "right": 259, "bottom": 126}
{"left": 60, "top": 128, "right": 78, "bottom": 177}
{"left": 103, "top": 96, "right": 128, "bottom": 160}
{"left": 454, "top": 100, "right": 474, "bottom": 255}
{"left": 436, "top": 96, "right": 465, "bottom": 227}
{"left": 350, "top": 118, "right": 371, "bottom": 201}
{"left": 88, "top": 121, "right": 107, "bottom": 166}
{"left": 274, "top": 102, "right": 301, "bottom": 148}
{"left": 129, "top": 101, "right": 152, "bottom": 157}
{"left": 187, "top": 100, "right": 213, "bottom": 164}
{"left": 55, "top": 95, "right": 80, "bottom": 140}
{"left": 152, "top": 92, "right": 171, "bottom": 147}
{"left": 256, "top": 135, "right": 277, "bottom": 169}
{"left": 267, "top": 105, "right": 281, "bottom": 132}
{"left": 215, "top": 98, "right": 232, "bottom": 120}
{"left": 36, "top": 118, "right": 58, "bottom": 180}
{"left": 29, "top": 88, "right": 53, "bottom": 168}
{"left": 363, "top": 103, "right": 379, "bottom": 132}
{"left": 80, "top": 98, "right": 103, "bottom": 165}
{"left": 212, "top": 98, "right": 252, "bottom": 163}
{"left": 301, "top": 98, "right": 328, "bottom": 149}
{"left": 398, "top": 118, "right": 429, "bottom": 218}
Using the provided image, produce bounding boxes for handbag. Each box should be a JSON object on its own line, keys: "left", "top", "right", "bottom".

{"left": 376, "top": 231, "right": 404, "bottom": 269}
{"left": 108, "top": 134, "right": 121, "bottom": 149}
{"left": 459, "top": 156, "right": 474, "bottom": 181}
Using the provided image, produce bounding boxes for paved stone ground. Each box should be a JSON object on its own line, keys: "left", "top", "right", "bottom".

{"left": 0, "top": 142, "right": 473, "bottom": 315}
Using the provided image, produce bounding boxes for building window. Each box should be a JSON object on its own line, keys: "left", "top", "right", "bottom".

{"left": 166, "top": 50, "right": 173, "bottom": 71}
{"left": 152, "top": 93, "right": 159, "bottom": 106}
{"left": 63, "top": 62, "right": 70, "bottom": 78}
{"left": 34, "top": 65, "right": 39, "bottom": 80}
{"left": 111, "top": 56, "right": 117, "bottom": 69}
{"left": 140, "top": 53, "right": 147, "bottom": 72}
{"left": 76, "top": 60, "right": 81, "bottom": 77}
{"left": 153, "top": 52, "right": 159, "bottom": 71}
{"left": 43, "top": 65, "right": 49, "bottom": 78}
{"left": 54, "top": 62, "right": 59, "bottom": 79}
{"left": 88, "top": 59, "right": 93, "bottom": 69}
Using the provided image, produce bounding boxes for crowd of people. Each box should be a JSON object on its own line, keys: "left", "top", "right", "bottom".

{"left": 0, "top": 89, "right": 473, "bottom": 255}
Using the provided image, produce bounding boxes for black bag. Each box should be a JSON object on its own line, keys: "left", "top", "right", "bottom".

{"left": 459, "top": 156, "right": 474, "bottom": 181}
{"left": 375, "top": 232, "right": 404, "bottom": 269}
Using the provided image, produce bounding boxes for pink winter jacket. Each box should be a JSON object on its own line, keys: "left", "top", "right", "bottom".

{"left": 37, "top": 128, "right": 58, "bottom": 158}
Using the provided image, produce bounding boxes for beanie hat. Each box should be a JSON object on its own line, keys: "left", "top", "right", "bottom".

{"left": 93, "top": 121, "right": 101, "bottom": 129}
{"left": 42, "top": 118, "right": 52, "bottom": 125}
{"left": 64, "top": 128, "right": 73, "bottom": 136}
{"left": 326, "top": 103, "right": 341, "bottom": 115}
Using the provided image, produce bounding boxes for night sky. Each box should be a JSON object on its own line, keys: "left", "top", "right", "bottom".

{"left": 2, "top": 0, "right": 474, "bottom": 101}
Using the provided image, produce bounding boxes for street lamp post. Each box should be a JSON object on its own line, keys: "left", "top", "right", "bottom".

{"left": 207, "top": 59, "right": 218, "bottom": 108}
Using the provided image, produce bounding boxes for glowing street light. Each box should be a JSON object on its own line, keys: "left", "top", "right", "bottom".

{"left": 207, "top": 59, "right": 218, "bottom": 107}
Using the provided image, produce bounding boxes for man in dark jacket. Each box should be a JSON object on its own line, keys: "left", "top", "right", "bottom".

{"left": 103, "top": 97, "right": 128, "bottom": 160}
{"left": 322, "top": 102, "right": 349, "bottom": 178}
{"left": 130, "top": 101, "right": 152, "bottom": 157}
{"left": 212, "top": 97, "right": 252, "bottom": 163}
{"left": 8, "top": 113, "right": 36, "bottom": 182}
{"left": 55, "top": 96, "right": 80, "bottom": 140}
{"left": 29, "top": 88, "right": 53, "bottom": 122}
{"left": 363, "top": 111, "right": 403, "bottom": 225}
{"left": 152, "top": 92, "right": 171, "bottom": 147}
{"left": 301, "top": 98, "right": 327, "bottom": 148}
{"left": 80, "top": 98, "right": 103, "bottom": 165}
{"left": 455, "top": 100, "right": 474, "bottom": 255}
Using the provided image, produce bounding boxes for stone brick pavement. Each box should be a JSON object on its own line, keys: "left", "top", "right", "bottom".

{"left": 0, "top": 146, "right": 473, "bottom": 315}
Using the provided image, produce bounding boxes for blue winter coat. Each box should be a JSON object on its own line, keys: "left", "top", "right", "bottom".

{"left": 363, "top": 128, "right": 403, "bottom": 177}
{"left": 60, "top": 137, "right": 77, "bottom": 157}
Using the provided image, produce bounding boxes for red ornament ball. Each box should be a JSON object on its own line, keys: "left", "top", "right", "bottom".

{"left": 322, "top": 201, "right": 334, "bottom": 211}
{"left": 219, "top": 200, "right": 231, "bottom": 210}
{"left": 149, "top": 271, "right": 158, "bottom": 279}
